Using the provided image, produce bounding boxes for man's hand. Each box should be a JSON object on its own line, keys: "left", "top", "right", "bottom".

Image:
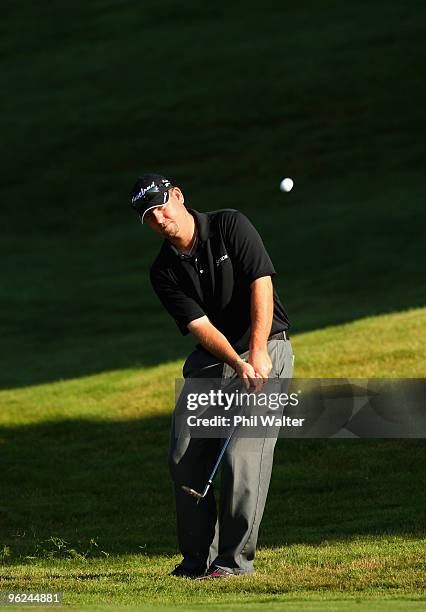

{"left": 187, "top": 316, "right": 260, "bottom": 390}
{"left": 233, "top": 358, "right": 263, "bottom": 392}
{"left": 248, "top": 348, "right": 273, "bottom": 383}
{"left": 187, "top": 315, "right": 274, "bottom": 392}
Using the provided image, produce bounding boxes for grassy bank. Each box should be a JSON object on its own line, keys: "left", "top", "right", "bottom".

{"left": 0, "top": 309, "right": 425, "bottom": 606}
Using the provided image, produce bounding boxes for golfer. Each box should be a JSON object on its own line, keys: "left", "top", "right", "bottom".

{"left": 130, "top": 174, "right": 293, "bottom": 579}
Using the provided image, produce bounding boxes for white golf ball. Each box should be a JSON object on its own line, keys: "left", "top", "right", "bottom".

{"left": 280, "top": 177, "right": 294, "bottom": 193}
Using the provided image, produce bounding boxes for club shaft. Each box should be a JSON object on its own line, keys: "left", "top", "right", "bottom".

{"left": 207, "top": 427, "right": 235, "bottom": 483}
{"left": 185, "top": 379, "right": 245, "bottom": 502}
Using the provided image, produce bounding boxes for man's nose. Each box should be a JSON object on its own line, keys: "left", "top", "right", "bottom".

{"left": 151, "top": 208, "right": 164, "bottom": 224}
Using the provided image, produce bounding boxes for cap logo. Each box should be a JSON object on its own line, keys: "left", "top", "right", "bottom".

{"left": 131, "top": 181, "right": 156, "bottom": 205}
{"left": 131, "top": 179, "right": 171, "bottom": 205}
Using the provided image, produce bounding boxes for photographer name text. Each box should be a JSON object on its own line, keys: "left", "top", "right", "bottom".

{"left": 187, "top": 415, "right": 304, "bottom": 427}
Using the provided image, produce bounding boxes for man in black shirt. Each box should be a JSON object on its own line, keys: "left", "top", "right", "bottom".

{"left": 130, "top": 174, "right": 293, "bottom": 579}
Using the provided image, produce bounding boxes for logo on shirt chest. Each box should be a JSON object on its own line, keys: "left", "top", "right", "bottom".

{"left": 215, "top": 253, "right": 229, "bottom": 267}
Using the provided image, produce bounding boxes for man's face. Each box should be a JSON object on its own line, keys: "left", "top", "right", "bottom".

{"left": 144, "top": 187, "right": 185, "bottom": 239}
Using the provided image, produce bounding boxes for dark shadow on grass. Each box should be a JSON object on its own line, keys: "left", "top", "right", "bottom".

{"left": 0, "top": 416, "right": 424, "bottom": 566}
{"left": 1, "top": 0, "right": 426, "bottom": 390}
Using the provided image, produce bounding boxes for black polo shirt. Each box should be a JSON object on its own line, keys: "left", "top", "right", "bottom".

{"left": 150, "top": 208, "right": 289, "bottom": 353}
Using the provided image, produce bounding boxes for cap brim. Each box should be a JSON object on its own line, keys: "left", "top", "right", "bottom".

{"left": 139, "top": 190, "right": 170, "bottom": 224}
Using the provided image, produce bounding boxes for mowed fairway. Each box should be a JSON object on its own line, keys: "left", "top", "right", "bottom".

{"left": 0, "top": 309, "right": 425, "bottom": 607}
{"left": 1, "top": 0, "right": 426, "bottom": 608}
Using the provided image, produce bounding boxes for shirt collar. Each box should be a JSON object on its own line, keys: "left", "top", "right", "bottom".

{"left": 187, "top": 208, "right": 211, "bottom": 242}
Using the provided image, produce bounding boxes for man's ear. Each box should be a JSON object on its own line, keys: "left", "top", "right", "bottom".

{"left": 173, "top": 186, "right": 184, "bottom": 204}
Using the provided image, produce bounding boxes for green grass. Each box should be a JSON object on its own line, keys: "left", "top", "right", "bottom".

{"left": 0, "top": 310, "right": 425, "bottom": 606}
{"left": 0, "top": 537, "right": 425, "bottom": 606}
{"left": 292, "top": 307, "right": 426, "bottom": 377}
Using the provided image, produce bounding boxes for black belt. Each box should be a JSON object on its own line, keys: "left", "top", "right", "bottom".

{"left": 269, "top": 330, "right": 290, "bottom": 341}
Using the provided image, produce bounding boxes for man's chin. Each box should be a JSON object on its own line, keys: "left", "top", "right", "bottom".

{"left": 162, "top": 223, "right": 179, "bottom": 237}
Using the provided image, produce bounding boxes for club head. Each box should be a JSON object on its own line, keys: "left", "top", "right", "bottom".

{"left": 181, "top": 485, "right": 204, "bottom": 502}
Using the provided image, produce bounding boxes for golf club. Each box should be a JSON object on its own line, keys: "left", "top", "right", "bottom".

{"left": 181, "top": 373, "right": 259, "bottom": 503}
{"left": 182, "top": 425, "right": 236, "bottom": 503}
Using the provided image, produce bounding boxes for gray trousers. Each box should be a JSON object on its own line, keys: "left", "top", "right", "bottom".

{"left": 169, "top": 338, "right": 293, "bottom": 574}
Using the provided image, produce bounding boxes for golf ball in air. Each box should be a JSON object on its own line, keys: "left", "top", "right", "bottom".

{"left": 280, "top": 177, "right": 294, "bottom": 192}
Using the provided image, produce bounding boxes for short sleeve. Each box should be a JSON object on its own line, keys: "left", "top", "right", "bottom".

{"left": 150, "top": 267, "right": 206, "bottom": 335}
{"left": 223, "top": 211, "right": 276, "bottom": 283}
